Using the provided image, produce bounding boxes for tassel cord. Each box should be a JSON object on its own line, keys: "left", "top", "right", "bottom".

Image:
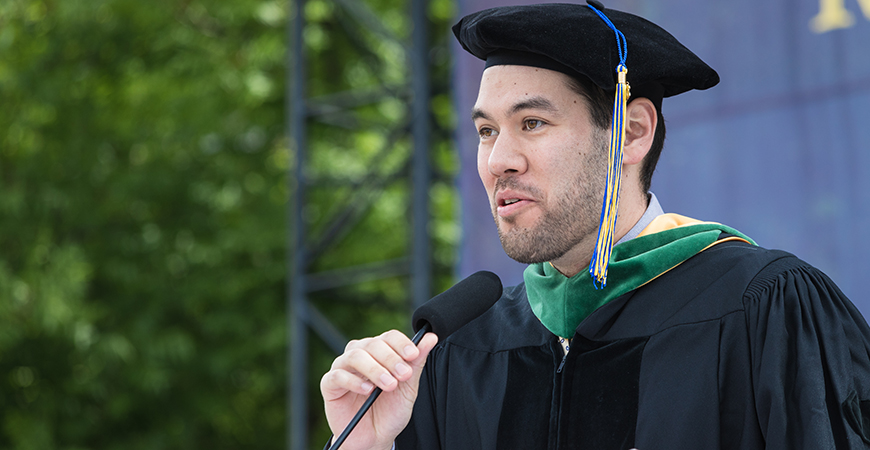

{"left": 587, "top": 4, "right": 628, "bottom": 67}
{"left": 590, "top": 66, "right": 629, "bottom": 288}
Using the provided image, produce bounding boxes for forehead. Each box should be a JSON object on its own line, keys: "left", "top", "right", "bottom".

{"left": 474, "top": 65, "right": 580, "bottom": 115}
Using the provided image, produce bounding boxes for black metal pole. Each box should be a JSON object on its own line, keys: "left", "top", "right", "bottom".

{"left": 410, "top": 0, "right": 431, "bottom": 309}
{"left": 289, "top": 0, "right": 308, "bottom": 449}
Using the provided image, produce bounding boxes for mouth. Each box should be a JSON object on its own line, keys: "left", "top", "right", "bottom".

{"left": 495, "top": 191, "right": 535, "bottom": 218}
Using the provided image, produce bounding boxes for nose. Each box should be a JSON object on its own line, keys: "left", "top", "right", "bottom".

{"left": 486, "top": 131, "right": 528, "bottom": 177}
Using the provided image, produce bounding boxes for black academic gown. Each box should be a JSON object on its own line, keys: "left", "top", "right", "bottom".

{"left": 396, "top": 240, "right": 870, "bottom": 449}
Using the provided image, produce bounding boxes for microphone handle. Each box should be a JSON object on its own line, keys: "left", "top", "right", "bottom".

{"left": 327, "top": 322, "right": 432, "bottom": 450}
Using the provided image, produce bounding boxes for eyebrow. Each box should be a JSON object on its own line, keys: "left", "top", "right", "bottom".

{"left": 471, "top": 108, "right": 491, "bottom": 122}
{"left": 471, "top": 96, "right": 559, "bottom": 122}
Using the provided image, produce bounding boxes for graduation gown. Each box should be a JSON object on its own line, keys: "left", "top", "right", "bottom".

{"left": 396, "top": 239, "right": 870, "bottom": 449}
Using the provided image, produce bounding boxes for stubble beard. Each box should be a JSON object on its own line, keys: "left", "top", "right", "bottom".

{"left": 493, "top": 136, "right": 608, "bottom": 265}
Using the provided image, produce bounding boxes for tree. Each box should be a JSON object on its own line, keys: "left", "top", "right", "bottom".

{"left": 0, "top": 0, "right": 456, "bottom": 448}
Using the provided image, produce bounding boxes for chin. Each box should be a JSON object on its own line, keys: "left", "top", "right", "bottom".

{"left": 502, "top": 245, "right": 556, "bottom": 265}
{"left": 498, "top": 232, "right": 543, "bottom": 264}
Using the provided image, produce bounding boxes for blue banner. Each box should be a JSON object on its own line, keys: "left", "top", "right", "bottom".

{"left": 454, "top": 0, "right": 870, "bottom": 314}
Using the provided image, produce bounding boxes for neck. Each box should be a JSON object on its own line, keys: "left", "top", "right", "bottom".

{"left": 550, "top": 189, "right": 648, "bottom": 277}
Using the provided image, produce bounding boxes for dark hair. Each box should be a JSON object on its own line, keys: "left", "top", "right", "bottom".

{"left": 564, "top": 75, "right": 665, "bottom": 194}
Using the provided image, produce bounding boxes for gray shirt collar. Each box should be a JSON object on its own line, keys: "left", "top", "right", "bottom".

{"left": 615, "top": 192, "right": 664, "bottom": 246}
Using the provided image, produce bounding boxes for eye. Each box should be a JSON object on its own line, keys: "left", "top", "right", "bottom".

{"left": 478, "top": 127, "right": 498, "bottom": 139}
{"left": 524, "top": 119, "right": 545, "bottom": 130}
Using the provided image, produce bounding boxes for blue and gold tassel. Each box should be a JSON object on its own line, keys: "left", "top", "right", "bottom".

{"left": 587, "top": 3, "right": 630, "bottom": 288}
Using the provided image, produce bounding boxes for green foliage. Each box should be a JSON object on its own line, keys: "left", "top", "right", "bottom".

{"left": 0, "top": 0, "right": 457, "bottom": 448}
{"left": 0, "top": 0, "right": 293, "bottom": 446}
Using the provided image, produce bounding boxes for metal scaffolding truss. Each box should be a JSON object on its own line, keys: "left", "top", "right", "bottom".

{"left": 287, "top": 0, "right": 434, "bottom": 448}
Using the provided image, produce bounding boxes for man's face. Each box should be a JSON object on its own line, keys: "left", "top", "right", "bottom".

{"left": 472, "top": 65, "right": 608, "bottom": 264}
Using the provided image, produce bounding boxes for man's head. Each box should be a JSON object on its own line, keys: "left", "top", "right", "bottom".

{"left": 455, "top": 2, "right": 718, "bottom": 275}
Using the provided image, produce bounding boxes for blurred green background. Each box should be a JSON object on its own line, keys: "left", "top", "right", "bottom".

{"left": 0, "top": 0, "right": 457, "bottom": 448}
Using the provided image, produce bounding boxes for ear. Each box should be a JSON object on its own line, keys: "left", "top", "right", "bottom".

{"left": 622, "top": 97, "right": 657, "bottom": 166}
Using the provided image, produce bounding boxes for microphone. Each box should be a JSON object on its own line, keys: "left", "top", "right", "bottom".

{"left": 327, "top": 271, "right": 503, "bottom": 450}
{"left": 412, "top": 270, "right": 503, "bottom": 338}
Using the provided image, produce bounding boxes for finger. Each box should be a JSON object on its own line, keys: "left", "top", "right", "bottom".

{"left": 320, "top": 368, "right": 376, "bottom": 400}
{"left": 377, "top": 329, "right": 422, "bottom": 362}
{"left": 356, "top": 337, "right": 417, "bottom": 386}
{"left": 399, "top": 333, "right": 438, "bottom": 400}
{"left": 339, "top": 345, "right": 409, "bottom": 391}
{"left": 409, "top": 332, "right": 438, "bottom": 369}
{"left": 341, "top": 335, "right": 373, "bottom": 353}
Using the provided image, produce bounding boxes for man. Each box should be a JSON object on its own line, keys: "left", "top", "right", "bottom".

{"left": 321, "top": 3, "right": 870, "bottom": 449}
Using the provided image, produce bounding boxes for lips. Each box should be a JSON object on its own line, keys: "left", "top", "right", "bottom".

{"left": 495, "top": 190, "right": 535, "bottom": 218}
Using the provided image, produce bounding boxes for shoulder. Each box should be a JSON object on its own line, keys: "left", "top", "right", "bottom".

{"left": 686, "top": 238, "right": 798, "bottom": 280}
{"left": 660, "top": 238, "right": 862, "bottom": 329}
{"left": 651, "top": 238, "right": 803, "bottom": 304}
{"left": 585, "top": 239, "right": 826, "bottom": 338}
{"left": 699, "top": 239, "right": 850, "bottom": 309}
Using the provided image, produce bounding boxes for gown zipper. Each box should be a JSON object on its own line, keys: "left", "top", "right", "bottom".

{"left": 551, "top": 337, "right": 570, "bottom": 450}
{"left": 556, "top": 351, "right": 568, "bottom": 373}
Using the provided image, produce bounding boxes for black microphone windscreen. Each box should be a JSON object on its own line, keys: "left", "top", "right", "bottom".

{"left": 411, "top": 271, "right": 502, "bottom": 340}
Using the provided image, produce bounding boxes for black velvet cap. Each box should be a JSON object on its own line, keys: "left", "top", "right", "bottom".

{"left": 452, "top": 2, "right": 719, "bottom": 105}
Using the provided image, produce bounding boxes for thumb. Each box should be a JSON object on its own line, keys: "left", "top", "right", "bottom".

{"left": 408, "top": 332, "right": 438, "bottom": 371}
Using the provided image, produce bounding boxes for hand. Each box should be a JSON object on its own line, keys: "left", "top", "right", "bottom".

{"left": 321, "top": 329, "right": 438, "bottom": 450}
